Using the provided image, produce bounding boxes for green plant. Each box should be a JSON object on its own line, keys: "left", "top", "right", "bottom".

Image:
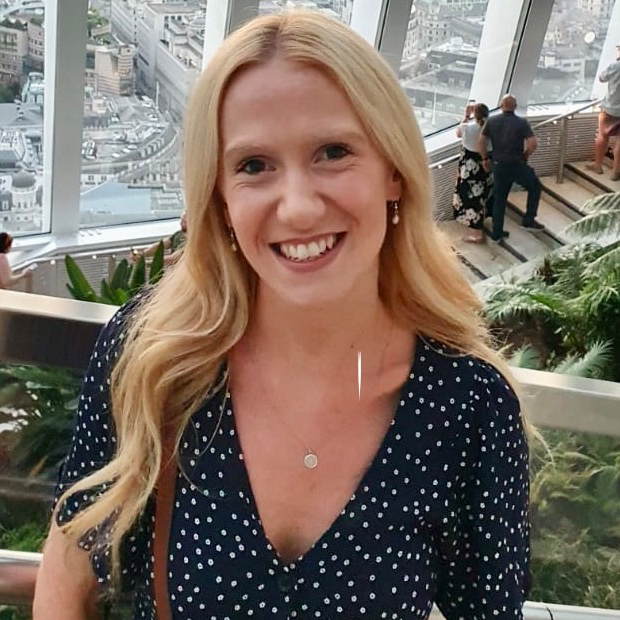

{"left": 65, "top": 241, "right": 165, "bottom": 305}
{"left": 486, "top": 241, "right": 620, "bottom": 380}
{"left": 0, "top": 522, "right": 47, "bottom": 552}
{"left": 0, "top": 364, "right": 81, "bottom": 480}
{"left": 529, "top": 429, "right": 620, "bottom": 607}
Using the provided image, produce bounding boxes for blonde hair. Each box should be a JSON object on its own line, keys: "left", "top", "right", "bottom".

{"left": 57, "top": 11, "right": 525, "bottom": 584}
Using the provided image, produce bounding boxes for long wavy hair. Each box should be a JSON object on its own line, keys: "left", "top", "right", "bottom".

{"left": 57, "top": 11, "right": 526, "bottom": 583}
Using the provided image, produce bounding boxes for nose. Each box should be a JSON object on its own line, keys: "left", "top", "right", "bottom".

{"left": 276, "top": 169, "right": 325, "bottom": 231}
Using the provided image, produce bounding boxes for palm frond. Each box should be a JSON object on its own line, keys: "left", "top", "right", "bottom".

{"left": 584, "top": 243, "right": 620, "bottom": 276}
{"left": 484, "top": 280, "right": 566, "bottom": 322}
{"left": 565, "top": 209, "right": 620, "bottom": 239}
{"left": 508, "top": 345, "right": 542, "bottom": 369}
{"left": 580, "top": 192, "right": 620, "bottom": 215}
{"left": 552, "top": 341, "right": 614, "bottom": 379}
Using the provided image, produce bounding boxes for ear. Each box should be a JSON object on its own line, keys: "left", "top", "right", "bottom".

{"left": 214, "top": 188, "right": 232, "bottom": 227}
{"left": 387, "top": 168, "right": 403, "bottom": 202}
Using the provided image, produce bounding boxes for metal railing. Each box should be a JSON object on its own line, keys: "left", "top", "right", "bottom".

{"left": 428, "top": 98, "right": 603, "bottom": 183}
{"left": 533, "top": 98, "right": 603, "bottom": 183}
{"left": 0, "top": 290, "right": 619, "bottom": 617}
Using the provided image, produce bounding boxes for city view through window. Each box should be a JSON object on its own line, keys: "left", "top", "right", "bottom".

{"left": 0, "top": 0, "right": 616, "bottom": 235}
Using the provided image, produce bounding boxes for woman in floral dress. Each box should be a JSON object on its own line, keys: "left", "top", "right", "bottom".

{"left": 453, "top": 102, "right": 492, "bottom": 243}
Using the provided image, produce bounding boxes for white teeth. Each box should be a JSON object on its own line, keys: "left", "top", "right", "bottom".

{"left": 279, "top": 234, "right": 338, "bottom": 261}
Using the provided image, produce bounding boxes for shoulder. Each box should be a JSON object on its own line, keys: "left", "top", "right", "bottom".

{"left": 482, "top": 116, "right": 496, "bottom": 131}
{"left": 413, "top": 336, "right": 520, "bottom": 414}
{"left": 90, "top": 293, "right": 147, "bottom": 368}
{"left": 463, "top": 121, "right": 480, "bottom": 135}
{"left": 517, "top": 114, "right": 534, "bottom": 133}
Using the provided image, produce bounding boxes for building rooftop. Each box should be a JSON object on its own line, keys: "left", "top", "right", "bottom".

{"left": 80, "top": 180, "right": 151, "bottom": 216}
{"left": 147, "top": 4, "right": 202, "bottom": 15}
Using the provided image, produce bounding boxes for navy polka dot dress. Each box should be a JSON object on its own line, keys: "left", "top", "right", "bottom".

{"left": 56, "top": 305, "right": 530, "bottom": 619}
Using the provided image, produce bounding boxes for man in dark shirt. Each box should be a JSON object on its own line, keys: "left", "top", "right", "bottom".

{"left": 479, "top": 94, "right": 543, "bottom": 241}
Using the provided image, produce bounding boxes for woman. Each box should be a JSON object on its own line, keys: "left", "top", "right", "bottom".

{"left": 34, "top": 12, "right": 530, "bottom": 620}
{"left": 0, "top": 232, "right": 31, "bottom": 289}
{"left": 453, "top": 102, "right": 493, "bottom": 243}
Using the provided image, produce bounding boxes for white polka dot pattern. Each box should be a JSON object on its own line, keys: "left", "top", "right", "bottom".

{"left": 55, "top": 305, "right": 530, "bottom": 620}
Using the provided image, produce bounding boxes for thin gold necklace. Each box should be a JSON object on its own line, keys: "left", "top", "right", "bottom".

{"left": 248, "top": 322, "right": 394, "bottom": 470}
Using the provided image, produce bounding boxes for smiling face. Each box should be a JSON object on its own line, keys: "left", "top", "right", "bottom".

{"left": 217, "top": 58, "right": 401, "bottom": 309}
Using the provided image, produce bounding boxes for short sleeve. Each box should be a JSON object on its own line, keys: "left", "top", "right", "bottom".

{"left": 435, "top": 365, "right": 530, "bottom": 620}
{"left": 521, "top": 119, "right": 534, "bottom": 139}
{"left": 54, "top": 298, "right": 144, "bottom": 587}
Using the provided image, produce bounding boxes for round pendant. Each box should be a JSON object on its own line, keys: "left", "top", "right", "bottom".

{"left": 303, "top": 452, "right": 318, "bottom": 469}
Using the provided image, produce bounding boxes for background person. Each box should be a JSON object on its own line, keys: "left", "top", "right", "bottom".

{"left": 587, "top": 42, "right": 620, "bottom": 181}
{"left": 34, "top": 12, "right": 530, "bottom": 620}
{"left": 0, "top": 232, "right": 32, "bottom": 290}
{"left": 479, "top": 93, "right": 544, "bottom": 241}
{"left": 453, "top": 102, "right": 492, "bottom": 243}
{"left": 131, "top": 211, "right": 187, "bottom": 265}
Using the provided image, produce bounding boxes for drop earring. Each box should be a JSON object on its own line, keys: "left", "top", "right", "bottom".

{"left": 391, "top": 200, "right": 400, "bottom": 225}
{"left": 229, "top": 226, "right": 237, "bottom": 252}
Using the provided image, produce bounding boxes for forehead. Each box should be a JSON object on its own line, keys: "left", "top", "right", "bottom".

{"left": 219, "top": 58, "right": 365, "bottom": 145}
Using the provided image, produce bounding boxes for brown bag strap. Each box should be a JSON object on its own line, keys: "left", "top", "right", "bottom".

{"left": 153, "top": 430, "right": 176, "bottom": 620}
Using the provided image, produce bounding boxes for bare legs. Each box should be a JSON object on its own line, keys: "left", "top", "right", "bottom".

{"left": 612, "top": 138, "right": 620, "bottom": 181}
{"left": 586, "top": 132, "right": 608, "bottom": 174}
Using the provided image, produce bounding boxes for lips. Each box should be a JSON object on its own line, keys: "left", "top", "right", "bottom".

{"left": 274, "top": 233, "right": 345, "bottom": 262}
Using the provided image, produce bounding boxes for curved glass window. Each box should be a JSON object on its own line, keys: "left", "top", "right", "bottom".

{"left": 79, "top": 0, "right": 201, "bottom": 228}
{"left": 0, "top": 1, "right": 46, "bottom": 235}
{"left": 258, "top": 0, "right": 355, "bottom": 24}
{"left": 528, "top": 0, "right": 616, "bottom": 106}
{"left": 398, "top": 0, "right": 491, "bottom": 137}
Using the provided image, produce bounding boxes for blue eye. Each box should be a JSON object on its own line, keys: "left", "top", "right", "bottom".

{"left": 238, "top": 159, "right": 266, "bottom": 175}
{"left": 324, "top": 144, "right": 351, "bottom": 160}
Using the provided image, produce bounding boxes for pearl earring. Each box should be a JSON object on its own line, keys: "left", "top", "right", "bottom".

{"left": 392, "top": 200, "right": 400, "bottom": 225}
{"left": 229, "top": 227, "right": 237, "bottom": 252}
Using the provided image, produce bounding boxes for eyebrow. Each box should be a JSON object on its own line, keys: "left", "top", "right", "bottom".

{"left": 222, "top": 129, "right": 368, "bottom": 163}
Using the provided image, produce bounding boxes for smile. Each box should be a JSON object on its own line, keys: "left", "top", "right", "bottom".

{"left": 274, "top": 233, "right": 345, "bottom": 262}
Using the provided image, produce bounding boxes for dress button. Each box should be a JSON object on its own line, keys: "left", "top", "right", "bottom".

{"left": 277, "top": 572, "right": 294, "bottom": 592}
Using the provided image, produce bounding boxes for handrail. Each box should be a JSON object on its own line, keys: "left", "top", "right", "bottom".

{"left": 533, "top": 97, "right": 603, "bottom": 130}
{"left": 0, "top": 291, "right": 619, "bottom": 612}
{"left": 429, "top": 152, "right": 459, "bottom": 170}
{"left": 0, "top": 550, "right": 40, "bottom": 607}
{"left": 428, "top": 99, "right": 603, "bottom": 179}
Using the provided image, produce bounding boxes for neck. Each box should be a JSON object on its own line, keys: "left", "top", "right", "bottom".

{"left": 244, "top": 282, "right": 390, "bottom": 372}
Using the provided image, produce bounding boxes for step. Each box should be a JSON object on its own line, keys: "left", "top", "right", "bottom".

{"left": 565, "top": 161, "right": 620, "bottom": 195}
{"left": 494, "top": 209, "right": 562, "bottom": 261}
{"left": 437, "top": 220, "right": 520, "bottom": 280}
{"left": 561, "top": 165, "right": 608, "bottom": 199}
{"left": 508, "top": 191, "right": 578, "bottom": 242}
{"left": 539, "top": 176, "right": 600, "bottom": 216}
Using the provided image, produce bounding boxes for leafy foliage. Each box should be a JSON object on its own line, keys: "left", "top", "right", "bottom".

{"left": 529, "top": 430, "right": 620, "bottom": 607}
{"left": 486, "top": 241, "right": 620, "bottom": 380}
{"left": 565, "top": 191, "right": 620, "bottom": 239}
{"left": 0, "top": 364, "right": 81, "bottom": 480}
{"left": 65, "top": 241, "right": 165, "bottom": 306}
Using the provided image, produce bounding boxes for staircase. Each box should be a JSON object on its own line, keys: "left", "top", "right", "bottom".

{"left": 438, "top": 156, "right": 620, "bottom": 287}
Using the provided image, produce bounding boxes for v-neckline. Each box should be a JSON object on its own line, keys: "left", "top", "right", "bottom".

{"left": 229, "top": 336, "right": 420, "bottom": 567}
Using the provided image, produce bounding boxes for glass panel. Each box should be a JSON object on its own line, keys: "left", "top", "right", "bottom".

{"left": 398, "top": 0, "right": 492, "bottom": 137}
{"left": 0, "top": 1, "right": 46, "bottom": 236}
{"left": 258, "top": 0, "right": 355, "bottom": 25}
{"left": 79, "top": 0, "right": 204, "bottom": 228}
{"left": 528, "top": 0, "right": 617, "bottom": 106}
{"left": 529, "top": 428, "right": 620, "bottom": 609}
